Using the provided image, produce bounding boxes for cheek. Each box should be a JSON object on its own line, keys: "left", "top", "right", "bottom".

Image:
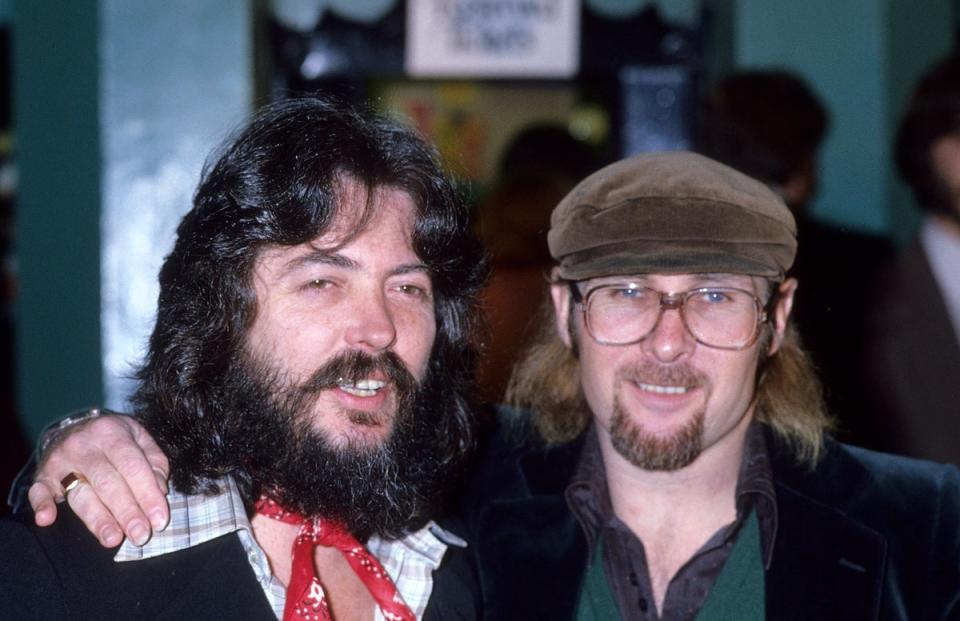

{"left": 247, "top": 305, "right": 340, "bottom": 375}
{"left": 395, "top": 306, "right": 437, "bottom": 378}
{"left": 705, "top": 351, "right": 761, "bottom": 416}
{"left": 577, "top": 341, "right": 618, "bottom": 423}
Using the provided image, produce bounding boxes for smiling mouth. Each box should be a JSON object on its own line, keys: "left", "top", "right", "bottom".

{"left": 337, "top": 378, "right": 386, "bottom": 397}
{"left": 635, "top": 382, "right": 691, "bottom": 395}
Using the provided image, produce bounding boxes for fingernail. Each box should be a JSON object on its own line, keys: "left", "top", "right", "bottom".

{"left": 128, "top": 521, "right": 149, "bottom": 546}
{"left": 149, "top": 509, "right": 168, "bottom": 531}
{"left": 101, "top": 526, "right": 123, "bottom": 547}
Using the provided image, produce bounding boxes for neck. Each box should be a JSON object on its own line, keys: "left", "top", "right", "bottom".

{"left": 596, "top": 410, "right": 752, "bottom": 612}
{"left": 598, "top": 411, "right": 750, "bottom": 527}
{"left": 932, "top": 213, "right": 960, "bottom": 239}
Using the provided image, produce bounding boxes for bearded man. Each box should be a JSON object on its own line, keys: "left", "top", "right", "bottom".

{"left": 0, "top": 96, "right": 486, "bottom": 620}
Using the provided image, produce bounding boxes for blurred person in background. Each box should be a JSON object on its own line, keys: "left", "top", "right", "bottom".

{"left": 476, "top": 124, "right": 603, "bottom": 403}
{"left": 699, "top": 70, "right": 894, "bottom": 449}
{"left": 866, "top": 53, "right": 960, "bottom": 465}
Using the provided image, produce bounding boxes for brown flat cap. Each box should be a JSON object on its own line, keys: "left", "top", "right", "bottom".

{"left": 548, "top": 151, "right": 797, "bottom": 280}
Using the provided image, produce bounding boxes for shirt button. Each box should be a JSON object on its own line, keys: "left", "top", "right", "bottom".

{"left": 638, "top": 597, "right": 649, "bottom": 612}
{"left": 629, "top": 572, "right": 639, "bottom": 586}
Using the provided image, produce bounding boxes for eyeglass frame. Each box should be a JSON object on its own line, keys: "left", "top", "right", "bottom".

{"left": 566, "top": 279, "right": 780, "bottom": 351}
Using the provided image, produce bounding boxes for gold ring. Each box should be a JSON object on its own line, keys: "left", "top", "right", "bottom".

{"left": 60, "top": 472, "right": 88, "bottom": 495}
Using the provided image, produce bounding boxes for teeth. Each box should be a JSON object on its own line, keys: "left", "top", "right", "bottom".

{"left": 338, "top": 379, "right": 385, "bottom": 397}
{"left": 354, "top": 379, "right": 385, "bottom": 390}
{"left": 636, "top": 383, "right": 689, "bottom": 395}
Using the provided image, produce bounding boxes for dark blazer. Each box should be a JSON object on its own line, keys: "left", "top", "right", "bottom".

{"left": 789, "top": 215, "right": 893, "bottom": 448}
{"left": 0, "top": 507, "right": 480, "bottom": 620}
{"left": 865, "top": 237, "right": 960, "bottom": 464}
{"left": 461, "top": 421, "right": 960, "bottom": 620}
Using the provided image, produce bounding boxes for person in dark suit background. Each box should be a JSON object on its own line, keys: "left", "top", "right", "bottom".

{"left": 699, "top": 70, "right": 894, "bottom": 449}
{"left": 864, "top": 53, "right": 960, "bottom": 465}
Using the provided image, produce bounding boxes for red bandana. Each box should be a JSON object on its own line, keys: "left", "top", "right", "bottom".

{"left": 255, "top": 497, "right": 417, "bottom": 621}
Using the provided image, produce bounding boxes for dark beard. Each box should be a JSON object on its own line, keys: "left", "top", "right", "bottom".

{"left": 216, "top": 349, "right": 455, "bottom": 541}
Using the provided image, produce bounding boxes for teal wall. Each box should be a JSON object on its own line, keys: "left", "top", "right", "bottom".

{"left": 13, "top": 2, "right": 251, "bottom": 441}
{"left": 734, "top": 0, "right": 954, "bottom": 241}
{"left": 884, "top": 1, "right": 955, "bottom": 239}
{"left": 14, "top": 1, "right": 103, "bottom": 440}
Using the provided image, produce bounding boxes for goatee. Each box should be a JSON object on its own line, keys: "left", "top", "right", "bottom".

{"left": 610, "top": 361, "right": 707, "bottom": 471}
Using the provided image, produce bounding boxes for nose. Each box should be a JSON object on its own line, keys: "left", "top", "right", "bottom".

{"left": 642, "top": 306, "right": 694, "bottom": 362}
{"left": 344, "top": 291, "right": 397, "bottom": 353}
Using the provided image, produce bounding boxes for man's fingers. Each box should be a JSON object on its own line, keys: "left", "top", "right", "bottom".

{"left": 130, "top": 424, "right": 171, "bottom": 529}
{"left": 32, "top": 414, "right": 171, "bottom": 546}
{"left": 63, "top": 482, "right": 125, "bottom": 548}
{"left": 104, "top": 432, "right": 170, "bottom": 533}
{"left": 79, "top": 458, "right": 157, "bottom": 546}
{"left": 27, "top": 481, "right": 61, "bottom": 527}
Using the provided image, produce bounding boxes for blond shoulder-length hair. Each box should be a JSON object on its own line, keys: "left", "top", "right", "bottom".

{"left": 506, "top": 296, "right": 833, "bottom": 467}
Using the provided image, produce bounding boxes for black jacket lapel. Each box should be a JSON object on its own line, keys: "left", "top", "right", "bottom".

{"left": 765, "top": 437, "right": 886, "bottom": 620}
{"left": 153, "top": 533, "right": 277, "bottom": 620}
{"left": 474, "top": 434, "right": 589, "bottom": 620}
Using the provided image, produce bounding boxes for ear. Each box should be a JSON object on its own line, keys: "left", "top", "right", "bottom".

{"left": 550, "top": 268, "right": 574, "bottom": 350}
{"left": 767, "top": 277, "right": 797, "bottom": 356}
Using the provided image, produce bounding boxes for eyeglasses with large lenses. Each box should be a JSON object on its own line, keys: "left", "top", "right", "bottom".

{"left": 576, "top": 284, "right": 767, "bottom": 350}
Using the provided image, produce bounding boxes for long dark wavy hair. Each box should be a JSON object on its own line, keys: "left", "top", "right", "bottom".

{"left": 132, "top": 96, "right": 488, "bottom": 500}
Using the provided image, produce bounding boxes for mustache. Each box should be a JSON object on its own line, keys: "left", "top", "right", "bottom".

{"left": 618, "top": 360, "right": 708, "bottom": 389}
{"left": 299, "top": 349, "right": 417, "bottom": 394}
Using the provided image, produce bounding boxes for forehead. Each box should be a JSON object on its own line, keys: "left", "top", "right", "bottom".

{"left": 255, "top": 184, "right": 420, "bottom": 272}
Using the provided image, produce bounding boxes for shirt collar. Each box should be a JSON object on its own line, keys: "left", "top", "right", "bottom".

{"left": 114, "top": 476, "right": 252, "bottom": 562}
{"left": 921, "top": 216, "right": 960, "bottom": 339}
{"left": 114, "top": 476, "right": 461, "bottom": 566}
{"left": 565, "top": 420, "right": 779, "bottom": 567}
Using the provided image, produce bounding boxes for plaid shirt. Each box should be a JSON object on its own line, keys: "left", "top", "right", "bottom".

{"left": 114, "top": 477, "right": 463, "bottom": 620}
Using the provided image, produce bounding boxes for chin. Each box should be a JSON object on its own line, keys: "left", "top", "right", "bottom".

{"left": 313, "top": 411, "right": 396, "bottom": 449}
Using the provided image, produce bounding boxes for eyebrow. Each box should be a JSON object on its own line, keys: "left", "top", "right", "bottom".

{"left": 281, "top": 249, "right": 430, "bottom": 278}
{"left": 283, "top": 250, "right": 357, "bottom": 275}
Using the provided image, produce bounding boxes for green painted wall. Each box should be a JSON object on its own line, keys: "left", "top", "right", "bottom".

{"left": 14, "top": 1, "right": 103, "bottom": 440}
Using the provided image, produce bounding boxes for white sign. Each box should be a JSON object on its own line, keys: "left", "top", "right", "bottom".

{"left": 406, "top": 0, "right": 580, "bottom": 78}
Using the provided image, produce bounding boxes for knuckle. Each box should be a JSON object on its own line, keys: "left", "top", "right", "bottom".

{"left": 88, "top": 415, "right": 125, "bottom": 434}
{"left": 151, "top": 454, "right": 171, "bottom": 474}
{"left": 114, "top": 454, "right": 149, "bottom": 474}
{"left": 87, "top": 470, "right": 122, "bottom": 495}
{"left": 28, "top": 482, "right": 53, "bottom": 504}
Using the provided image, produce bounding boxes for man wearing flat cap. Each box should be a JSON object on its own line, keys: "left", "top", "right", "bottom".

{"left": 13, "top": 152, "right": 960, "bottom": 619}
{"left": 464, "top": 152, "right": 960, "bottom": 619}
